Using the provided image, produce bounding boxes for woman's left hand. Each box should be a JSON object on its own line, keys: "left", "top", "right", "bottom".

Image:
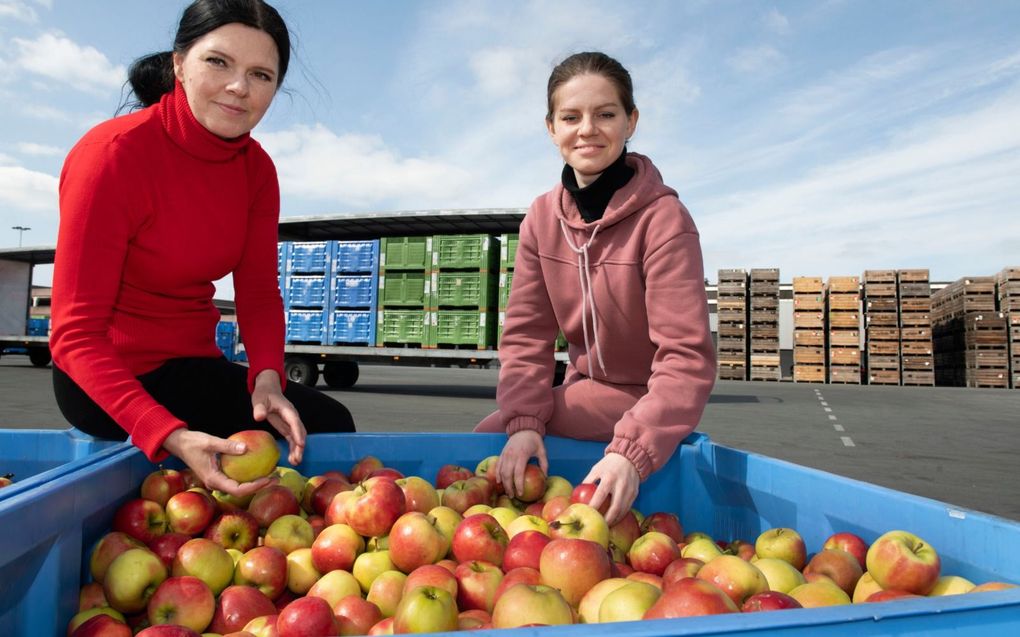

{"left": 251, "top": 370, "right": 306, "bottom": 466}
{"left": 582, "top": 452, "right": 640, "bottom": 526}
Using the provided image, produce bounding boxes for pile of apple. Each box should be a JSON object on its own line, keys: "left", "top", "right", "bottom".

{"left": 69, "top": 430, "right": 1017, "bottom": 637}
{"left": 0, "top": 472, "right": 14, "bottom": 488}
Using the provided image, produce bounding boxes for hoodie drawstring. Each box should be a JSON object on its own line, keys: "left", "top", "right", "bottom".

{"left": 559, "top": 218, "right": 607, "bottom": 379}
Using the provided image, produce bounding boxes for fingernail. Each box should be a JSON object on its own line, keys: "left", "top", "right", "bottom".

{"left": 234, "top": 443, "right": 245, "bottom": 453}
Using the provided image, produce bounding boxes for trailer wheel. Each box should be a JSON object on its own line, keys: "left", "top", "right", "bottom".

{"left": 29, "top": 347, "right": 52, "bottom": 367}
{"left": 284, "top": 356, "right": 319, "bottom": 387}
{"left": 323, "top": 361, "right": 359, "bottom": 388}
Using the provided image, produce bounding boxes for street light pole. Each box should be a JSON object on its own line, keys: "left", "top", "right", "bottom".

{"left": 11, "top": 226, "right": 31, "bottom": 247}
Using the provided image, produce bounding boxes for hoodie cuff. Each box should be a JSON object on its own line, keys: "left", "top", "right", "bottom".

{"left": 505, "top": 416, "right": 547, "bottom": 438}
{"left": 605, "top": 436, "right": 654, "bottom": 481}
{"left": 130, "top": 406, "right": 187, "bottom": 463}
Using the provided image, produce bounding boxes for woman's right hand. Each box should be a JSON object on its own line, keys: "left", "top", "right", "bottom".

{"left": 162, "top": 428, "right": 275, "bottom": 498}
{"left": 497, "top": 429, "right": 549, "bottom": 499}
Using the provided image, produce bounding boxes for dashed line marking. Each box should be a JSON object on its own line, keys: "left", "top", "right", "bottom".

{"left": 823, "top": 407, "right": 832, "bottom": 412}
{"left": 820, "top": 401, "right": 829, "bottom": 406}
{"left": 828, "top": 414, "right": 837, "bottom": 421}
{"left": 834, "top": 424, "right": 845, "bottom": 432}
{"left": 841, "top": 437, "right": 856, "bottom": 447}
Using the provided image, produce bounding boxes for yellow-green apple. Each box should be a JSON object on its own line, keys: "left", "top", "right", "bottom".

{"left": 90, "top": 532, "right": 146, "bottom": 583}
{"left": 578, "top": 577, "right": 629, "bottom": 623}
{"left": 643, "top": 577, "right": 739, "bottom": 618}
{"left": 219, "top": 430, "right": 279, "bottom": 483}
{"left": 264, "top": 514, "right": 314, "bottom": 555}
{"left": 333, "top": 594, "right": 383, "bottom": 636}
{"left": 203, "top": 510, "right": 260, "bottom": 553}
{"left": 661, "top": 557, "right": 705, "bottom": 590}
{"left": 324, "top": 489, "right": 356, "bottom": 526}
{"left": 345, "top": 477, "right": 406, "bottom": 538}
{"left": 491, "top": 584, "right": 573, "bottom": 628}
{"left": 628, "top": 531, "right": 682, "bottom": 576}
{"left": 247, "top": 485, "right": 300, "bottom": 530}
{"left": 366, "top": 570, "right": 407, "bottom": 618}
{"left": 608, "top": 510, "right": 642, "bottom": 554}
{"left": 726, "top": 539, "right": 756, "bottom": 562}
{"left": 147, "top": 532, "right": 191, "bottom": 569}
{"left": 66, "top": 606, "right": 126, "bottom": 634}
{"left": 68, "top": 613, "right": 131, "bottom": 637}
{"left": 493, "top": 566, "right": 542, "bottom": 605}
{"left": 866, "top": 589, "right": 922, "bottom": 602}
{"left": 752, "top": 557, "right": 805, "bottom": 594}
{"left": 539, "top": 537, "right": 613, "bottom": 607}
{"left": 103, "top": 548, "right": 168, "bottom": 614}
{"left": 311, "top": 523, "right": 364, "bottom": 573}
{"left": 277, "top": 595, "right": 339, "bottom": 637}
{"left": 165, "top": 490, "right": 216, "bottom": 536}
{"left": 307, "top": 569, "right": 362, "bottom": 608}
{"left": 463, "top": 503, "right": 493, "bottom": 517}
{"left": 788, "top": 580, "right": 852, "bottom": 607}
{"left": 395, "top": 476, "right": 440, "bottom": 514}
{"left": 549, "top": 503, "right": 610, "bottom": 548}
{"left": 473, "top": 455, "right": 498, "bottom": 482}
{"left": 171, "top": 538, "right": 234, "bottom": 595}
{"left": 803, "top": 548, "right": 864, "bottom": 596}
{"left": 865, "top": 530, "right": 941, "bottom": 595}
{"left": 441, "top": 478, "right": 489, "bottom": 514}
{"left": 684, "top": 531, "right": 713, "bottom": 544}
{"left": 754, "top": 528, "right": 806, "bottom": 570}
{"left": 514, "top": 463, "right": 546, "bottom": 503}
{"left": 113, "top": 499, "right": 168, "bottom": 544}
{"left": 352, "top": 549, "right": 395, "bottom": 592}
{"left": 366, "top": 534, "right": 389, "bottom": 552}
{"left": 541, "top": 476, "right": 573, "bottom": 502}
{"left": 349, "top": 455, "right": 383, "bottom": 483}
{"left": 146, "top": 576, "right": 215, "bottom": 633}
{"left": 853, "top": 571, "right": 883, "bottom": 602}
{"left": 488, "top": 506, "right": 520, "bottom": 531}
{"left": 823, "top": 532, "right": 868, "bottom": 570}
{"left": 599, "top": 580, "right": 662, "bottom": 622}
{"left": 696, "top": 555, "right": 769, "bottom": 606}
{"left": 388, "top": 511, "right": 449, "bottom": 573}
{"left": 436, "top": 464, "right": 474, "bottom": 489}
{"left": 207, "top": 584, "right": 276, "bottom": 634}
{"left": 243, "top": 613, "right": 280, "bottom": 637}
{"left": 234, "top": 546, "right": 288, "bottom": 600}
{"left": 403, "top": 563, "right": 459, "bottom": 599}
{"left": 493, "top": 496, "right": 524, "bottom": 514}
{"left": 541, "top": 495, "right": 571, "bottom": 522}
{"left": 627, "top": 571, "right": 664, "bottom": 589}
{"left": 457, "top": 608, "right": 491, "bottom": 630}
{"left": 304, "top": 476, "right": 352, "bottom": 517}
{"left": 455, "top": 560, "right": 504, "bottom": 613}
{"left": 284, "top": 547, "right": 320, "bottom": 595}
{"left": 640, "top": 512, "right": 684, "bottom": 544}
{"left": 226, "top": 547, "right": 244, "bottom": 565}
{"left": 570, "top": 483, "right": 609, "bottom": 516}
{"left": 140, "top": 469, "right": 185, "bottom": 508}
{"left": 78, "top": 581, "right": 108, "bottom": 611}
{"left": 452, "top": 513, "right": 509, "bottom": 566}
{"left": 741, "top": 590, "right": 803, "bottom": 612}
{"left": 273, "top": 467, "right": 307, "bottom": 502}
{"left": 211, "top": 488, "right": 254, "bottom": 513}
{"left": 680, "top": 537, "right": 723, "bottom": 563}
{"left": 506, "top": 514, "right": 547, "bottom": 539}
{"left": 928, "top": 575, "right": 975, "bottom": 596}
{"left": 971, "top": 581, "right": 1019, "bottom": 593}
{"left": 367, "top": 616, "right": 393, "bottom": 635}
{"left": 393, "top": 585, "right": 459, "bottom": 633}
{"left": 503, "top": 529, "right": 552, "bottom": 573}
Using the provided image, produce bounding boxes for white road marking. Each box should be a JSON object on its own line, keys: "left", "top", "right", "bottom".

{"left": 828, "top": 414, "right": 837, "bottom": 421}
{"left": 824, "top": 407, "right": 832, "bottom": 412}
{"left": 834, "top": 424, "right": 845, "bottom": 432}
{"left": 820, "top": 401, "right": 828, "bottom": 406}
{"left": 841, "top": 436, "right": 855, "bottom": 447}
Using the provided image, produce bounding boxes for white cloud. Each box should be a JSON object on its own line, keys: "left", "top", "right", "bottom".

{"left": 16, "top": 102, "right": 71, "bottom": 122}
{"left": 0, "top": 164, "right": 58, "bottom": 212}
{"left": 259, "top": 124, "right": 473, "bottom": 210}
{"left": 16, "top": 141, "right": 61, "bottom": 157}
{"left": 728, "top": 44, "right": 785, "bottom": 75}
{"left": 13, "top": 31, "right": 125, "bottom": 94}
{"left": 0, "top": 152, "right": 15, "bottom": 165}
{"left": 764, "top": 7, "right": 791, "bottom": 35}
{"left": 0, "top": 0, "right": 38, "bottom": 21}
{"left": 469, "top": 46, "right": 548, "bottom": 99}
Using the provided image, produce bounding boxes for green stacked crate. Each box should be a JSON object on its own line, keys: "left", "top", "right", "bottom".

{"left": 376, "top": 237, "right": 432, "bottom": 346}
{"left": 428, "top": 234, "right": 500, "bottom": 349}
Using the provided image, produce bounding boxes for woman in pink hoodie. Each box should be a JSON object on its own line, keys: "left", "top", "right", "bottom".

{"left": 474, "top": 52, "right": 716, "bottom": 524}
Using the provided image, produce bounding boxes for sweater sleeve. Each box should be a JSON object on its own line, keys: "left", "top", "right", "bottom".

{"left": 604, "top": 229, "right": 717, "bottom": 480}
{"left": 50, "top": 140, "right": 186, "bottom": 461}
{"left": 233, "top": 151, "right": 286, "bottom": 393}
{"left": 494, "top": 209, "right": 562, "bottom": 436}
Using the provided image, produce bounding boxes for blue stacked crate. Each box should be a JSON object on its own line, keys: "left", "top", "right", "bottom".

{"left": 282, "top": 241, "right": 331, "bottom": 344}
{"left": 26, "top": 317, "right": 49, "bottom": 336}
{"left": 328, "top": 240, "right": 380, "bottom": 345}
{"left": 276, "top": 241, "right": 289, "bottom": 299}
{"left": 215, "top": 320, "right": 238, "bottom": 361}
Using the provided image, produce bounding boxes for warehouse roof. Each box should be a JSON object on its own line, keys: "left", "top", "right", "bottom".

{"left": 0, "top": 246, "right": 55, "bottom": 265}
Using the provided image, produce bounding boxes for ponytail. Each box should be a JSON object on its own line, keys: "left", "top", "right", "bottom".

{"left": 125, "top": 51, "right": 176, "bottom": 109}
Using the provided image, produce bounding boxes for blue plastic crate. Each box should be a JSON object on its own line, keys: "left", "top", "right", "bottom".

{"left": 287, "top": 241, "right": 331, "bottom": 273}
{"left": 284, "top": 308, "right": 329, "bottom": 343}
{"left": 0, "top": 429, "right": 127, "bottom": 504}
{"left": 328, "top": 310, "right": 376, "bottom": 345}
{"left": 285, "top": 274, "right": 330, "bottom": 308}
{"left": 26, "top": 317, "right": 49, "bottom": 336}
{"left": 4, "top": 433, "right": 1020, "bottom": 637}
{"left": 333, "top": 239, "right": 380, "bottom": 274}
{"left": 332, "top": 274, "right": 378, "bottom": 309}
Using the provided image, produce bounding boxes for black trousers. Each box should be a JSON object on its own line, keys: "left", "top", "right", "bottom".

{"left": 53, "top": 357, "right": 355, "bottom": 442}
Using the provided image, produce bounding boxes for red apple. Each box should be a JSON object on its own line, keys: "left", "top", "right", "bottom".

{"left": 514, "top": 463, "right": 546, "bottom": 503}
{"left": 865, "top": 530, "right": 941, "bottom": 595}
{"left": 220, "top": 430, "right": 279, "bottom": 483}
{"left": 247, "top": 485, "right": 300, "bottom": 530}
{"left": 366, "top": 570, "right": 407, "bottom": 618}
{"left": 473, "top": 456, "right": 503, "bottom": 496}
{"left": 69, "top": 614, "right": 132, "bottom": 637}
{"left": 608, "top": 509, "right": 642, "bottom": 554}
{"left": 165, "top": 490, "right": 216, "bottom": 536}
{"left": 146, "top": 576, "right": 215, "bottom": 633}
{"left": 662, "top": 557, "right": 704, "bottom": 589}
{"left": 345, "top": 477, "right": 406, "bottom": 538}
{"left": 303, "top": 476, "right": 352, "bottom": 517}
{"left": 332, "top": 594, "right": 382, "bottom": 636}
{"left": 113, "top": 499, "right": 167, "bottom": 544}
{"left": 457, "top": 608, "right": 491, "bottom": 630}
{"left": 436, "top": 464, "right": 474, "bottom": 490}
{"left": 403, "top": 564, "right": 458, "bottom": 599}
{"left": 570, "top": 482, "right": 609, "bottom": 516}
{"left": 368, "top": 467, "right": 404, "bottom": 481}
{"left": 539, "top": 537, "right": 612, "bottom": 607}
{"left": 204, "top": 510, "right": 260, "bottom": 553}
{"left": 135, "top": 626, "right": 202, "bottom": 637}
{"left": 208, "top": 585, "right": 277, "bottom": 634}
{"left": 140, "top": 469, "right": 185, "bottom": 508}
{"left": 366, "top": 617, "right": 393, "bottom": 635}
{"left": 393, "top": 585, "right": 459, "bottom": 633}
{"left": 388, "top": 511, "right": 449, "bottom": 573}
{"left": 394, "top": 476, "right": 441, "bottom": 514}
{"left": 146, "top": 532, "right": 191, "bottom": 569}
{"left": 741, "top": 590, "right": 803, "bottom": 612}
{"left": 866, "top": 589, "right": 923, "bottom": 602}
{"left": 502, "top": 529, "right": 552, "bottom": 573}
{"left": 823, "top": 532, "right": 869, "bottom": 570}
{"left": 90, "top": 531, "right": 146, "bottom": 583}
{"left": 311, "top": 523, "right": 365, "bottom": 574}
{"left": 643, "top": 577, "right": 739, "bottom": 618}
{"left": 441, "top": 478, "right": 490, "bottom": 514}
{"left": 324, "top": 490, "right": 356, "bottom": 526}
{"left": 235, "top": 546, "right": 288, "bottom": 600}
{"left": 452, "top": 513, "right": 509, "bottom": 566}
{"left": 455, "top": 560, "right": 504, "bottom": 613}
{"left": 696, "top": 555, "right": 769, "bottom": 606}
{"left": 640, "top": 512, "right": 684, "bottom": 544}
{"left": 277, "top": 595, "right": 339, "bottom": 637}
{"left": 493, "top": 567, "right": 543, "bottom": 605}
{"left": 66, "top": 607, "right": 126, "bottom": 635}
{"left": 726, "top": 539, "right": 756, "bottom": 561}
{"left": 628, "top": 531, "right": 682, "bottom": 576}
{"left": 78, "top": 581, "right": 108, "bottom": 612}
{"left": 803, "top": 548, "right": 864, "bottom": 596}
{"left": 349, "top": 455, "right": 383, "bottom": 483}
{"left": 540, "top": 495, "right": 571, "bottom": 522}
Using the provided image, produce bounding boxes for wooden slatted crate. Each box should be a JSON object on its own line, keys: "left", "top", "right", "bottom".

{"left": 864, "top": 270, "right": 900, "bottom": 385}
{"left": 995, "top": 267, "right": 1020, "bottom": 313}
{"left": 749, "top": 268, "right": 780, "bottom": 381}
{"left": 716, "top": 269, "right": 748, "bottom": 381}
{"left": 897, "top": 269, "right": 934, "bottom": 386}
{"left": 827, "top": 276, "right": 861, "bottom": 384}
{"left": 793, "top": 278, "right": 826, "bottom": 384}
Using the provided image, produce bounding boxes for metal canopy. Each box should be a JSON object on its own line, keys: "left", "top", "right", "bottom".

{"left": 0, "top": 246, "right": 56, "bottom": 265}
{"left": 278, "top": 208, "right": 527, "bottom": 241}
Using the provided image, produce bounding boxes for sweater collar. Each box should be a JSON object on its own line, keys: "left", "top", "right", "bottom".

{"left": 561, "top": 149, "right": 635, "bottom": 223}
{"left": 160, "top": 80, "right": 250, "bottom": 162}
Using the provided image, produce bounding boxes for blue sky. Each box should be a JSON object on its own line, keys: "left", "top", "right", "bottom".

{"left": 1, "top": 0, "right": 1018, "bottom": 289}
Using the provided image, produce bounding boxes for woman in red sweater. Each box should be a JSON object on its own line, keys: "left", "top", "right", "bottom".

{"left": 475, "top": 52, "right": 716, "bottom": 524}
{"left": 50, "top": 0, "right": 354, "bottom": 496}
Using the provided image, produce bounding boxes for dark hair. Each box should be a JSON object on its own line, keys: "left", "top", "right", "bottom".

{"left": 125, "top": 0, "right": 290, "bottom": 108}
{"left": 546, "top": 51, "right": 635, "bottom": 122}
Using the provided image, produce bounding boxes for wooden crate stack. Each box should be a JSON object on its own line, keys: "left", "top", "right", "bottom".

{"left": 716, "top": 269, "right": 748, "bottom": 381}
{"left": 994, "top": 267, "right": 1020, "bottom": 389}
{"left": 827, "top": 276, "right": 861, "bottom": 384}
{"left": 749, "top": 269, "right": 781, "bottom": 381}
{"left": 931, "top": 276, "right": 1007, "bottom": 388}
{"left": 862, "top": 270, "right": 900, "bottom": 385}
{"left": 896, "top": 269, "right": 934, "bottom": 386}
{"left": 792, "top": 277, "right": 825, "bottom": 383}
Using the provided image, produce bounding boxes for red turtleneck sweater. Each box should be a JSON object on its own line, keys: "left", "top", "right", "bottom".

{"left": 51, "top": 82, "right": 285, "bottom": 461}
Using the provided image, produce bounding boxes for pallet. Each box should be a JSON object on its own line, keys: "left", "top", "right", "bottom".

{"left": 966, "top": 369, "right": 1009, "bottom": 388}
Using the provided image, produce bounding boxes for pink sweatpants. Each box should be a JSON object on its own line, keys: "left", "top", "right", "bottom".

{"left": 474, "top": 370, "right": 648, "bottom": 441}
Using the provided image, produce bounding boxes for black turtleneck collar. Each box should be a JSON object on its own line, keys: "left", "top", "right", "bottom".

{"left": 562, "top": 149, "right": 635, "bottom": 223}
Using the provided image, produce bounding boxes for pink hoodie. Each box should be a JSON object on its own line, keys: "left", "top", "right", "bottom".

{"left": 497, "top": 152, "right": 716, "bottom": 479}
